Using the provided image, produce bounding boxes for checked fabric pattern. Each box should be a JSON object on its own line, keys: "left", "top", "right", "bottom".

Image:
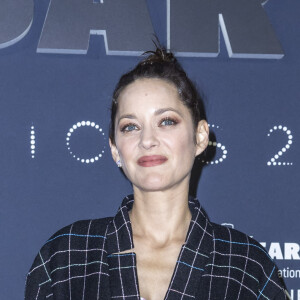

{"left": 25, "top": 195, "right": 287, "bottom": 299}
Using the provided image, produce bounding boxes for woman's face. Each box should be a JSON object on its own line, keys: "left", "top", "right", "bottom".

{"left": 110, "top": 78, "right": 208, "bottom": 193}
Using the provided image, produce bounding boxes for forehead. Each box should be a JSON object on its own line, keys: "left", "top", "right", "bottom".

{"left": 117, "top": 78, "right": 184, "bottom": 112}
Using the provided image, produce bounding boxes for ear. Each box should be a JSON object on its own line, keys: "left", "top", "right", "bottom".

{"left": 195, "top": 120, "right": 209, "bottom": 156}
{"left": 109, "top": 138, "right": 120, "bottom": 164}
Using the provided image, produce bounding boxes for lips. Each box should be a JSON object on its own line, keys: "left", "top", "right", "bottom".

{"left": 137, "top": 155, "right": 168, "bottom": 167}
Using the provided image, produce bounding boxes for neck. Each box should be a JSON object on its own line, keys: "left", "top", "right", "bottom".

{"left": 129, "top": 187, "right": 192, "bottom": 247}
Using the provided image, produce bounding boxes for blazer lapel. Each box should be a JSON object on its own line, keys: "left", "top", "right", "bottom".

{"left": 107, "top": 253, "right": 140, "bottom": 299}
{"left": 106, "top": 195, "right": 140, "bottom": 299}
{"left": 164, "top": 198, "right": 213, "bottom": 300}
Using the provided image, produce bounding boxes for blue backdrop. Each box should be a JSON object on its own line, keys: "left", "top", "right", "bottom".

{"left": 0, "top": 0, "right": 299, "bottom": 299}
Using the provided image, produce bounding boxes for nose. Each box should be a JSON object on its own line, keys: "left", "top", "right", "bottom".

{"left": 138, "top": 126, "right": 159, "bottom": 150}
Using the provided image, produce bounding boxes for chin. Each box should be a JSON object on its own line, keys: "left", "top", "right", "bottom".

{"left": 135, "top": 175, "right": 170, "bottom": 192}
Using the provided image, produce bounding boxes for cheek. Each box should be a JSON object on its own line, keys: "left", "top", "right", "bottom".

{"left": 181, "top": 133, "right": 197, "bottom": 160}
{"left": 164, "top": 130, "right": 195, "bottom": 156}
{"left": 179, "top": 127, "right": 195, "bottom": 145}
{"left": 116, "top": 136, "right": 138, "bottom": 161}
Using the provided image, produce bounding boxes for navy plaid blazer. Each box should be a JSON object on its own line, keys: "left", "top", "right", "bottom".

{"left": 25, "top": 195, "right": 287, "bottom": 299}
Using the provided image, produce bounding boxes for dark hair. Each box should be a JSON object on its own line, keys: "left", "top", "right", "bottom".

{"left": 109, "top": 46, "right": 206, "bottom": 145}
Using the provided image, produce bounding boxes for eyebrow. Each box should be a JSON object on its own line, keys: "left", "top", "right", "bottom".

{"left": 117, "top": 107, "right": 183, "bottom": 124}
{"left": 154, "top": 107, "right": 183, "bottom": 117}
{"left": 117, "top": 114, "right": 137, "bottom": 125}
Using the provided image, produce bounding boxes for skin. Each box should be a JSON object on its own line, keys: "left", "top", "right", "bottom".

{"left": 109, "top": 78, "right": 209, "bottom": 300}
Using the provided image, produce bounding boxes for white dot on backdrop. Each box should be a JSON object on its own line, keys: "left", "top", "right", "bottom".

{"left": 213, "top": 142, "right": 217, "bottom": 146}
{"left": 31, "top": 140, "right": 35, "bottom": 145}
{"left": 275, "top": 154, "right": 279, "bottom": 159}
{"left": 282, "top": 148, "right": 286, "bottom": 152}
{"left": 81, "top": 121, "right": 86, "bottom": 126}
{"left": 287, "top": 130, "right": 291, "bottom": 134}
{"left": 288, "top": 135, "right": 293, "bottom": 139}
{"left": 283, "top": 127, "right": 287, "bottom": 131}
{"left": 288, "top": 140, "right": 292, "bottom": 145}
{"left": 278, "top": 125, "right": 282, "bottom": 129}
{"left": 86, "top": 121, "right": 91, "bottom": 126}
{"left": 31, "top": 131, "right": 34, "bottom": 135}
{"left": 221, "top": 146, "right": 225, "bottom": 150}
{"left": 73, "top": 125, "right": 77, "bottom": 129}
{"left": 70, "top": 128, "right": 74, "bottom": 133}
{"left": 271, "top": 158, "right": 275, "bottom": 162}
{"left": 267, "top": 162, "right": 271, "bottom": 166}
{"left": 31, "top": 135, "right": 35, "bottom": 139}
{"left": 278, "top": 151, "right": 282, "bottom": 156}
{"left": 77, "top": 122, "right": 81, "bottom": 127}
{"left": 217, "top": 143, "right": 221, "bottom": 148}
{"left": 91, "top": 122, "right": 95, "bottom": 127}
{"left": 286, "top": 145, "right": 290, "bottom": 149}
{"left": 31, "top": 145, "right": 35, "bottom": 149}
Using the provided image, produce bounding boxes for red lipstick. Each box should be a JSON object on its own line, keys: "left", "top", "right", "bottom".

{"left": 137, "top": 155, "right": 168, "bottom": 167}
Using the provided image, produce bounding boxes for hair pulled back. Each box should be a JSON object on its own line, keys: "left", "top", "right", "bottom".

{"left": 109, "top": 46, "right": 206, "bottom": 145}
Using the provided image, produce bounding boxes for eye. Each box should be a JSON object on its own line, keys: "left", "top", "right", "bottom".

{"left": 160, "top": 117, "right": 178, "bottom": 127}
{"left": 120, "top": 123, "right": 139, "bottom": 132}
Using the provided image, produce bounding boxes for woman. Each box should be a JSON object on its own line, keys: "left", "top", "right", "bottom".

{"left": 25, "top": 47, "right": 287, "bottom": 300}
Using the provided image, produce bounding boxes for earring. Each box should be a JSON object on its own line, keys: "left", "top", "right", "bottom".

{"left": 117, "top": 160, "right": 122, "bottom": 168}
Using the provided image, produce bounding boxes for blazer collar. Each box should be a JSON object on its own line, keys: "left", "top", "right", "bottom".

{"left": 106, "top": 195, "right": 213, "bottom": 255}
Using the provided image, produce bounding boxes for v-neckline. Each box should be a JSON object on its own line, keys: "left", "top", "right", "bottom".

{"left": 108, "top": 240, "right": 211, "bottom": 299}
{"left": 106, "top": 195, "right": 214, "bottom": 299}
{"left": 135, "top": 244, "right": 187, "bottom": 300}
